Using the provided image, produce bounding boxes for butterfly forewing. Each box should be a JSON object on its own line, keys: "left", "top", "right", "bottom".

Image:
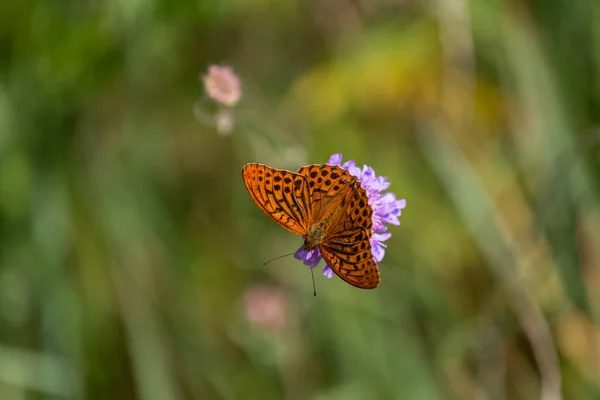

{"left": 242, "top": 163, "right": 312, "bottom": 236}
{"left": 296, "top": 164, "right": 357, "bottom": 225}
{"left": 338, "top": 180, "right": 373, "bottom": 235}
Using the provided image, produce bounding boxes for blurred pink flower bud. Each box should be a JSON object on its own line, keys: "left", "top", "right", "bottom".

{"left": 242, "top": 284, "right": 288, "bottom": 332}
{"left": 202, "top": 65, "right": 242, "bottom": 107}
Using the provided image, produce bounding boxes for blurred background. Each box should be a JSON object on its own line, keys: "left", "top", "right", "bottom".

{"left": 0, "top": 0, "right": 599, "bottom": 399}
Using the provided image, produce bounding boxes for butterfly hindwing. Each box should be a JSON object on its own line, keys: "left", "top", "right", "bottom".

{"left": 242, "top": 163, "right": 312, "bottom": 236}
{"left": 320, "top": 227, "right": 380, "bottom": 289}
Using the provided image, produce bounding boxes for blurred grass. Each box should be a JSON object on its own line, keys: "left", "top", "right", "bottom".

{"left": 1, "top": 0, "right": 600, "bottom": 399}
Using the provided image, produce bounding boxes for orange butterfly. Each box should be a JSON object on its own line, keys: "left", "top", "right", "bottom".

{"left": 242, "top": 163, "right": 379, "bottom": 289}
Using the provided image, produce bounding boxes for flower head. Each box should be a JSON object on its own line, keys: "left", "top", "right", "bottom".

{"left": 294, "top": 154, "right": 406, "bottom": 279}
{"left": 202, "top": 65, "right": 242, "bottom": 107}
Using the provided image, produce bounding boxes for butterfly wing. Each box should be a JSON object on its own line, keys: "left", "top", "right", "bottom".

{"left": 314, "top": 166, "right": 379, "bottom": 289}
{"left": 319, "top": 227, "right": 380, "bottom": 289}
{"left": 242, "top": 163, "right": 312, "bottom": 236}
{"left": 295, "top": 164, "right": 358, "bottom": 224}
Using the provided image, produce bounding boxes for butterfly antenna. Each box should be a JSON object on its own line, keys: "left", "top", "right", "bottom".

{"left": 311, "top": 268, "right": 317, "bottom": 297}
{"left": 262, "top": 252, "right": 296, "bottom": 266}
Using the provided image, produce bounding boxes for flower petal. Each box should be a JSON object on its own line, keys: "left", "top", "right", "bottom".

{"left": 327, "top": 154, "right": 343, "bottom": 165}
{"left": 294, "top": 246, "right": 321, "bottom": 268}
{"left": 371, "top": 240, "right": 386, "bottom": 262}
{"left": 372, "top": 232, "right": 392, "bottom": 243}
{"left": 373, "top": 221, "right": 387, "bottom": 233}
{"left": 322, "top": 265, "right": 334, "bottom": 278}
{"left": 371, "top": 176, "right": 391, "bottom": 191}
{"left": 360, "top": 166, "right": 375, "bottom": 186}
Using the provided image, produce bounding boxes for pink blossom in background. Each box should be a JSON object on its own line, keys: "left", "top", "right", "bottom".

{"left": 202, "top": 65, "right": 242, "bottom": 107}
{"left": 242, "top": 284, "right": 288, "bottom": 332}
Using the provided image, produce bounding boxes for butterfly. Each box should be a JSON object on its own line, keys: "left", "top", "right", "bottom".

{"left": 242, "top": 162, "right": 379, "bottom": 289}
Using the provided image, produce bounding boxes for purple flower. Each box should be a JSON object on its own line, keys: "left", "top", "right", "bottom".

{"left": 294, "top": 154, "right": 406, "bottom": 279}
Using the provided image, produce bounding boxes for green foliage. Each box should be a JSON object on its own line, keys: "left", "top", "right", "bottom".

{"left": 0, "top": 0, "right": 599, "bottom": 399}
